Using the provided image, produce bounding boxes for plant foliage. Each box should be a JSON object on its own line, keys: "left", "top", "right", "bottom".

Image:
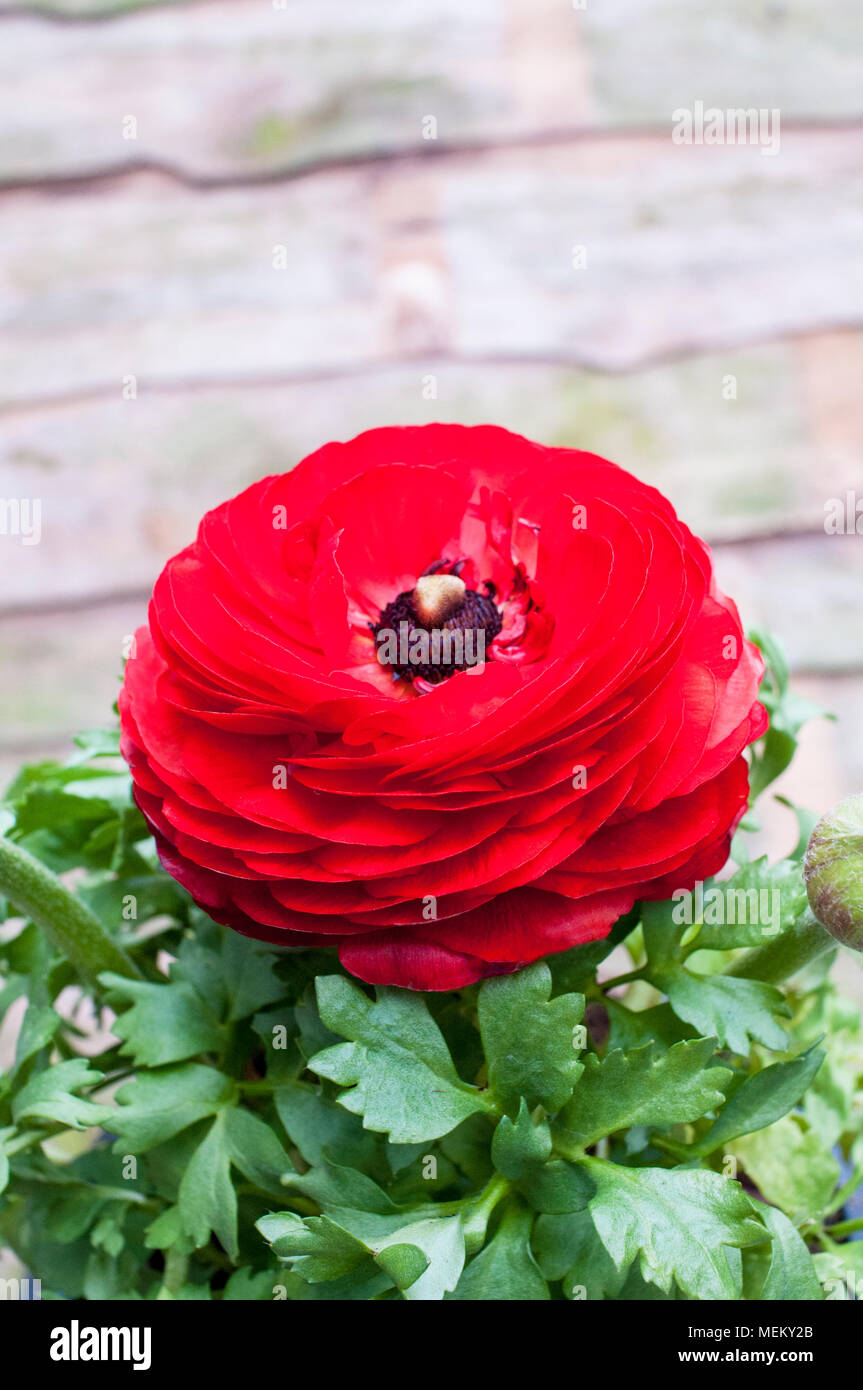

{"left": 0, "top": 651, "right": 861, "bottom": 1301}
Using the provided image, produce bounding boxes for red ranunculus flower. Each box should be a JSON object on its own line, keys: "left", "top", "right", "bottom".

{"left": 120, "top": 425, "right": 767, "bottom": 990}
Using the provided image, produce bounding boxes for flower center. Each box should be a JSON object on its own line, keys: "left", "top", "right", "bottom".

{"left": 373, "top": 573, "right": 502, "bottom": 685}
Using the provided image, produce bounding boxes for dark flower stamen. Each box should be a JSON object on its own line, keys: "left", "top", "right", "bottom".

{"left": 374, "top": 574, "right": 502, "bottom": 684}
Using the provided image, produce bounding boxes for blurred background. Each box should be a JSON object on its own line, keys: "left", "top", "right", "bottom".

{"left": 0, "top": 0, "right": 862, "bottom": 988}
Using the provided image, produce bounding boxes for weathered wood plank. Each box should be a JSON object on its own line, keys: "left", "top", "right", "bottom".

{"left": 0, "top": 0, "right": 177, "bottom": 13}
{"left": 0, "top": 0, "right": 859, "bottom": 186}
{"left": 748, "top": 674, "right": 863, "bottom": 856}
{"left": 0, "top": 0, "right": 183, "bottom": 13}
{"left": 713, "top": 536, "right": 863, "bottom": 675}
{"left": 1, "top": 338, "right": 860, "bottom": 609}
{"left": 0, "top": 597, "right": 140, "bottom": 774}
{"left": 578, "top": 0, "right": 863, "bottom": 125}
{"left": 0, "top": 0, "right": 560, "bottom": 182}
{"left": 2, "top": 130, "right": 862, "bottom": 410}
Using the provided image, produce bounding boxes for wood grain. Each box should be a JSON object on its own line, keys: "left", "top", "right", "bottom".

{"left": 0, "top": 0, "right": 859, "bottom": 188}
{"left": 2, "top": 129, "right": 863, "bottom": 415}
{"left": 0, "top": 0, "right": 577, "bottom": 182}
{"left": 2, "top": 340, "right": 861, "bottom": 610}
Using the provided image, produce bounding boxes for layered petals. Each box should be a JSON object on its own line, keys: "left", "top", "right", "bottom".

{"left": 120, "top": 425, "right": 765, "bottom": 988}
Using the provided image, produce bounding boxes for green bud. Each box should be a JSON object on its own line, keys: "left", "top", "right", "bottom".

{"left": 803, "top": 793, "right": 863, "bottom": 950}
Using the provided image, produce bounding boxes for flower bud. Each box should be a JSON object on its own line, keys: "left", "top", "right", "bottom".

{"left": 803, "top": 793, "right": 863, "bottom": 949}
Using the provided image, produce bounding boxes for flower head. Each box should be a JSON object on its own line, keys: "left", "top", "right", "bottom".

{"left": 121, "top": 425, "right": 766, "bottom": 989}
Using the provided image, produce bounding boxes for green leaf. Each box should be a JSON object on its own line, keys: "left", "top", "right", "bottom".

{"left": 604, "top": 999, "right": 691, "bottom": 1052}
{"left": 274, "top": 1081, "right": 378, "bottom": 1172}
{"left": 170, "top": 919, "right": 229, "bottom": 1018}
{"left": 546, "top": 908, "right": 638, "bottom": 994}
{"left": 13, "top": 1003, "right": 61, "bottom": 1072}
{"left": 101, "top": 973, "right": 224, "bottom": 1067}
{"left": 585, "top": 1160, "right": 765, "bottom": 1300}
{"left": 308, "top": 976, "right": 491, "bottom": 1143}
{"left": 751, "top": 628, "right": 789, "bottom": 700}
{"left": 642, "top": 898, "right": 686, "bottom": 968}
{"left": 223, "top": 1267, "right": 281, "bottom": 1300}
{"left": 375, "top": 1215, "right": 465, "bottom": 1301}
{"left": 730, "top": 1116, "right": 840, "bottom": 1221}
{"left": 257, "top": 1211, "right": 370, "bottom": 1283}
{"left": 557, "top": 1039, "right": 730, "bottom": 1151}
{"left": 533, "top": 1207, "right": 626, "bottom": 1300}
{"left": 178, "top": 1110, "right": 237, "bottom": 1260}
{"left": 521, "top": 1160, "right": 593, "bottom": 1215}
{"left": 385, "top": 1139, "right": 428, "bottom": 1179}
{"left": 81, "top": 872, "right": 186, "bottom": 934}
{"left": 0, "top": 1127, "right": 14, "bottom": 1194}
{"left": 375, "top": 1242, "right": 429, "bottom": 1291}
{"left": 221, "top": 933, "right": 285, "bottom": 1022}
{"left": 42, "top": 1189, "right": 107, "bottom": 1244}
{"left": 12, "top": 1059, "right": 108, "bottom": 1130}
{"left": 90, "top": 1206, "right": 126, "bottom": 1258}
{"left": 439, "top": 1115, "right": 495, "bottom": 1187}
{"left": 295, "top": 986, "right": 341, "bottom": 1061}
{"left": 478, "top": 963, "right": 585, "bottom": 1112}
{"left": 747, "top": 630, "right": 832, "bottom": 802}
{"left": 144, "top": 1205, "right": 192, "bottom": 1253}
{"left": 449, "top": 1204, "right": 547, "bottom": 1300}
{"left": 111, "top": 1064, "right": 235, "bottom": 1152}
{"left": 11, "top": 787, "right": 116, "bottom": 837}
{"left": 252, "top": 1008, "right": 302, "bottom": 1083}
{"left": 692, "top": 1046, "right": 825, "bottom": 1156}
{"left": 658, "top": 968, "right": 789, "bottom": 1053}
{"left": 491, "top": 1099, "right": 552, "bottom": 1180}
{"left": 813, "top": 1250, "right": 863, "bottom": 1300}
{"left": 756, "top": 1205, "right": 823, "bottom": 1300}
{"left": 68, "top": 728, "right": 122, "bottom": 764}
{"left": 691, "top": 859, "right": 808, "bottom": 951}
{"left": 259, "top": 1207, "right": 466, "bottom": 1301}
{"left": 223, "top": 1106, "right": 293, "bottom": 1195}
{"left": 284, "top": 1158, "right": 397, "bottom": 1218}
{"left": 804, "top": 1047, "right": 854, "bottom": 1149}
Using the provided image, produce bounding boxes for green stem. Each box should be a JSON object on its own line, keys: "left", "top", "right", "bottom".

{"left": 824, "top": 1216, "right": 863, "bottom": 1240}
{"left": 220, "top": 1022, "right": 249, "bottom": 1078}
{"left": 158, "top": 1247, "right": 189, "bottom": 1299}
{"left": 0, "top": 836, "right": 141, "bottom": 984}
{"left": 726, "top": 912, "right": 834, "bottom": 985}
{"left": 649, "top": 1134, "right": 693, "bottom": 1161}
{"left": 461, "top": 1178, "right": 508, "bottom": 1256}
{"left": 468, "top": 1173, "right": 510, "bottom": 1224}
{"left": 599, "top": 968, "right": 644, "bottom": 992}
{"left": 3, "top": 1131, "right": 44, "bottom": 1157}
{"left": 89, "top": 1185, "right": 160, "bottom": 1208}
{"left": 829, "top": 1165, "right": 863, "bottom": 1217}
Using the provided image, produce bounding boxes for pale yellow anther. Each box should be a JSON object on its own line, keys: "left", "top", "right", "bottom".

{"left": 412, "top": 573, "right": 466, "bottom": 625}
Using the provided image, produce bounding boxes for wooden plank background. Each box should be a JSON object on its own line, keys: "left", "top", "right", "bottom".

{"left": 1, "top": 0, "right": 862, "bottom": 910}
